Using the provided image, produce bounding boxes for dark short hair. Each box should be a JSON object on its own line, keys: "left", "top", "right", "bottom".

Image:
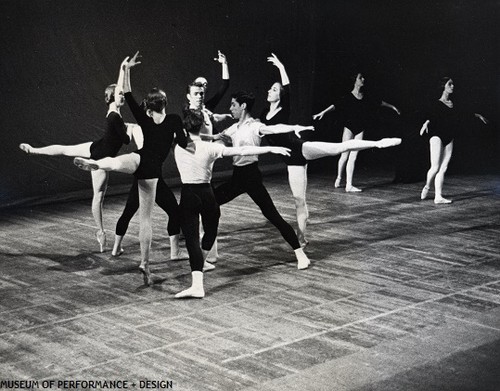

{"left": 183, "top": 109, "right": 204, "bottom": 134}
{"left": 144, "top": 88, "right": 167, "bottom": 113}
{"left": 186, "top": 81, "right": 205, "bottom": 95}
{"left": 104, "top": 84, "right": 116, "bottom": 105}
{"left": 231, "top": 90, "right": 255, "bottom": 113}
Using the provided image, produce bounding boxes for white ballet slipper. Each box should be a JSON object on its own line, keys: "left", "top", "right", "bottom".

{"left": 420, "top": 186, "right": 430, "bottom": 200}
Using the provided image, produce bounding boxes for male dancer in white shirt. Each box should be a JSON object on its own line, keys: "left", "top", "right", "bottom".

{"left": 175, "top": 110, "right": 302, "bottom": 298}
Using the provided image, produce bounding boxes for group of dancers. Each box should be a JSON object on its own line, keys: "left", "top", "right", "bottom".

{"left": 19, "top": 50, "right": 488, "bottom": 298}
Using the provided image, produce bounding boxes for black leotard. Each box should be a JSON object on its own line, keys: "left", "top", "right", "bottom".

{"left": 259, "top": 85, "right": 307, "bottom": 166}
{"left": 125, "top": 92, "right": 183, "bottom": 179}
{"left": 337, "top": 93, "right": 381, "bottom": 135}
{"left": 426, "top": 101, "right": 469, "bottom": 145}
{"left": 89, "top": 112, "right": 130, "bottom": 159}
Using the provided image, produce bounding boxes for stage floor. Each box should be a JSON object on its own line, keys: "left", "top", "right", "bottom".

{"left": 1, "top": 170, "right": 499, "bottom": 390}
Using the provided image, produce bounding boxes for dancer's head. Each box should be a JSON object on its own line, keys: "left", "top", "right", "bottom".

{"left": 144, "top": 88, "right": 167, "bottom": 122}
{"left": 183, "top": 110, "right": 204, "bottom": 135}
{"left": 104, "top": 84, "right": 125, "bottom": 107}
{"left": 186, "top": 81, "right": 205, "bottom": 110}
{"left": 439, "top": 77, "right": 454, "bottom": 95}
{"left": 230, "top": 91, "right": 255, "bottom": 119}
{"left": 267, "top": 82, "right": 284, "bottom": 104}
{"left": 350, "top": 73, "right": 365, "bottom": 89}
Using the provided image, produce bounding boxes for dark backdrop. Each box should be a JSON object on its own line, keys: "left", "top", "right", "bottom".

{"left": 0, "top": 0, "right": 498, "bottom": 208}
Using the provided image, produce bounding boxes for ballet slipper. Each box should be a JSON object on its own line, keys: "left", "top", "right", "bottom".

{"left": 170, "top": 250, "right": 188, "bottom": 261}
{"left": 19, "top": 143, "right": 33, "bottom": 154}
{"left": 377, "top": 138, "right": 402, "bottom": 148}
{"left": 434, "top": 197, "right": 452, "bottom": 204}
{"left": 174, "top": 286, "right": 205, "bottom": 298}
{"left": 175, "top": 271, "right": 204, "bottom": 298}
{"left": 96, "top": 230, "right": 106, "bottom": 253}
{"left": 294, "top": 248, "right": 310, "bottom": 270}
{"left": 421, "top": 186, "right": 430, "bottom": 200}
{"left": 202, "top": 261, "right": 215, "bottom": 272}
{"left": 111, "top": 248, "right": 124, "bottom": 257}
{"left": 138, "top": 263, "right": 153, "bottom": 286}
{"left": 74, "top": 157, "right": 99, "bottom": 171}
{"left": 345, "top": 186, "right": 362, "bottom": 193}
{"left": 334, "top": 177, "right": 342, "bottom": 188}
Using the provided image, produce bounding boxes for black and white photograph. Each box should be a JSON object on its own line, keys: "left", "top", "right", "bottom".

{"left": 0, "top": 0, "right": 499, "bottom": 390}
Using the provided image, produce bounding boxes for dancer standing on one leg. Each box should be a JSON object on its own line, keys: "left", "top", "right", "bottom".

{"left": 174, "top": 110, "right": 291, "bottom": 298}
{"left": 74, "top": 52, "right": 186, "bottom": 286}
{"left": 259, "top": 53, "right": 310, "bottom": 247}
{"left": 419, "top": 77, "right": 488, "bottom": 204}
{"left": 313, "top": 72, "right": 400, "bottom": 192}
{"left": 19, "top": 60, "right": 133, "bottom": 252}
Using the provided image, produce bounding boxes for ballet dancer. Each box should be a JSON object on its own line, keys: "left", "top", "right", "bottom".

{"left": 259, "top": 53, "right": 310, "bottom": 247}
{"left": 186, "top": 50, "right": 232, "bottom": 136}
{"left": 74, "top": 52, "right": 187, "bottom": 286}
{"left": 419, "top": 77, "right": 488, "bottom": 204}
{"left": 212, "top": 91, "right": 400, "bottom": 266}
{"left": 19, "top": 59, "right": 132, "bottom": 252}
{"left": 313, "top": 72, "right": 400, "bottom": 192}
{"left": 174, "top": 110, "right": 291, "bottom": 299}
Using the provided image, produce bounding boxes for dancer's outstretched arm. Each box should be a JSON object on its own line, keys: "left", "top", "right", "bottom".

{"left": 259, "top": 124, "right": 314, "bottom": 137}
{"left": 222, "top": 146, "right": 290, "bottom": 157}
{"left": 312, "top": 104, "right": 335, "bottom": 120}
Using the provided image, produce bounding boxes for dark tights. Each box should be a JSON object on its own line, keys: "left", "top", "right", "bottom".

{"left": 179, "top": 184, "right": 220, "bottom": 272}
{"left": 115, "top": 177, "right": 181, "bottom": 236}
{"left": 214, "top": 163, "right": 300, "bottom": 250}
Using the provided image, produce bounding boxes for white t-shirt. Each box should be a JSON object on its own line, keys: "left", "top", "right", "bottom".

{"left": 174, "top": 136, "right": 225, "bottom": 184}
{"left": 223, "top": 118, "right": 264, "bottom": 167}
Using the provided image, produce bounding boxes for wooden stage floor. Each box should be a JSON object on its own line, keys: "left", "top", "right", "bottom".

{"left": 0, "top": 170, "right": 499, "bottom": 390}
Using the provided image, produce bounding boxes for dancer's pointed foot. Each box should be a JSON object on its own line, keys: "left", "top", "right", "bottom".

{"left": 334, "top": 177, "right": 342, "bottom": 188}
{"left": 19, "top": 143, "right": 33, "bottom": 154}
{"left": 139, "top": 263, "right": 153, "bottom": 286}
{"left": 202, "top": 261, "right": 215, "bottom": 272}
{"left": 434, "top": 197, "right": 452, "bottom": 204}
{"left": 377, "top": 138, "right": 402, "bottom": 148}
{"left": 174, "top": 286, "right": 205, "bottom": 299}
{"left": 96, "top": 230, "right": 106, "bottom": 253}
{"left": 421, "top": 186, "right": 430, "bottom": 200}
{"left": 170, "top": 250, "right": 188, "bottom": 261}
{"left": 346, "top": 186, "right": 362, "bottom": 193}
{"left": 74, "top": 157, "right": 99, "bottom": 171}
{"left": 111, "top": 248, "right": 124, "bottom": 257}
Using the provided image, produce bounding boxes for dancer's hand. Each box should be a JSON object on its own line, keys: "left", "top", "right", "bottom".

{"left": 120, "top": 56, "right": 130, "bottom": 71}
{"left": 267, "top": 53, "right": 284, "bottom": 69}
{"left": 419, "top": 120, "right": 429, "bottom": 136}
{"left": 270, "top": 147, "right": 291, "bottom": 156}
{"left": 214, "top": 50, "right": 227, "bottom": 64}
{"left": 126, "top": 51, "right": 142, "bottom": 69}
{"left": 294, "top": 125, "right": 314, "bottom": 138}
{"left": 312, "top": 112, "right": 324, "bottom": 120}
{"left": 474, "top": 113, "right": 488, "bottom": 125}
